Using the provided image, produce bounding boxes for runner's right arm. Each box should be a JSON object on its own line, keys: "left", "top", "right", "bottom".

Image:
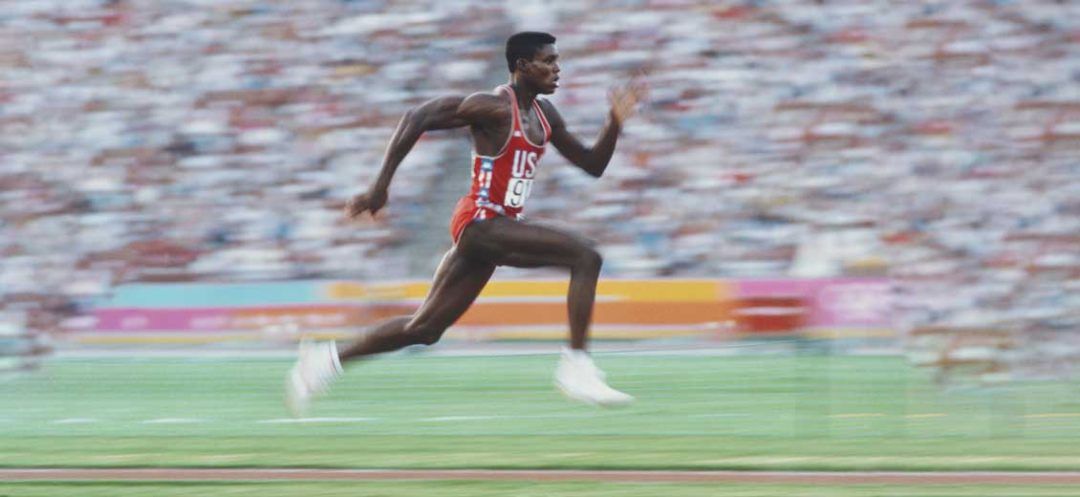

{"left": 346, "top": 94, "right": 498, "bottom": 219}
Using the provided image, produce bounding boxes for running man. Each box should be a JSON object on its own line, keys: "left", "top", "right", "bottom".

{"left": 287, "top": 32, "right": 646, "bottom": 414}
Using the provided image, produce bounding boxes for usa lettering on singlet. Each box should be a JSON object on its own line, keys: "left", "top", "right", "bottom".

{"left": 448, "top": 85, "right": 552, "bottom": 244}
{"left": 468, "top": 84, "right": 551, "bottom": 220}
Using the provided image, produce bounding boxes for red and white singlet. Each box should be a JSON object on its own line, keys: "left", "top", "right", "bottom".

{"left": 449, "top": 85, "right": 551, "bottom": 244}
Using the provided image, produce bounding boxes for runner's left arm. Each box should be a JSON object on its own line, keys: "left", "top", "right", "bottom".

{"left": 545, "top": 80, "right": 646, "bottom": 178}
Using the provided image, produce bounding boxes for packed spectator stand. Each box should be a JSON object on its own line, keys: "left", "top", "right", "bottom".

{"left": 0, "top": 1, "right": 1075, "bottom": 364}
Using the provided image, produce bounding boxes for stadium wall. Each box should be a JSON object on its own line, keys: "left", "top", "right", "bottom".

{"left": 78, "top": 278, "right": 892, "bottom": 344}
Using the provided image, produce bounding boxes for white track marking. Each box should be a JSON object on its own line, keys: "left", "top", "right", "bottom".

{"left": 257, "top": 417, "right": 377, "bottom": 424}
{"left": 141, "top": 418, "right": 209, "bottom": 424}
{"left": 51, "top": 418, "right": 99, "bottom": 424}
{"left": 419, "top": 414, "right": 596, "bottom": 422}
{"left": 421, "top": 415, "right": 504, "bottom": 422}
{"left": 30, "top": 412, "right": 1077, "bottom": 426}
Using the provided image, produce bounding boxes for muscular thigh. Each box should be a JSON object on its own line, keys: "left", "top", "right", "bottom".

{"left": 409, "top": 246, "right": 495, "bottom": 329}
{"left": 458, "top": 217, "right": 595, "bottom": 269}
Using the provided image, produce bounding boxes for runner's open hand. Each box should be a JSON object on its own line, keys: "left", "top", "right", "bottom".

{"left": 344, "top": 188, "right": 387, "bottom": 219}
{"left": 609, "top": 75, "right": 648, "bottom": 126}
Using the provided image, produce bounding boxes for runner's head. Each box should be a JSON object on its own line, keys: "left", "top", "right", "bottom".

{"left": 506, "top": 31, "right": 560, "bottom": 94}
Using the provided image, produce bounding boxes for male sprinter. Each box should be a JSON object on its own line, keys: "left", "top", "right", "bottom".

{"left": 287, "top": 32, "right": 645, "bottom": 414}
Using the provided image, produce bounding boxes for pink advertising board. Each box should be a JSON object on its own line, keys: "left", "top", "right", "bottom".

{"left": 734, "top": 278, "right": 892, "bottom": 327}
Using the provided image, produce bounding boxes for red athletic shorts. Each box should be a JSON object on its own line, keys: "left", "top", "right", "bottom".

{"left": 449, "top": 197, "right": 504, "bottom": 245}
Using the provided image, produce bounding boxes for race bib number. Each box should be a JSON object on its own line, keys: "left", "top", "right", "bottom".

{"left": 504, "top": 178, "right": 533, "bottom": 208}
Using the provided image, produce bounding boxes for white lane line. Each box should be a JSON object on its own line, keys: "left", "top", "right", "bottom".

{"left": 141, "top": 418, "right": 209, "bottom": 424}
{"left": 421, "top": 415, "right": 502, "bottom": 422}
{"left": 257, "top": 417, "right": 377, "bottom": 424}
{"left": 419, "top": 414, "right": 596, "bottom": 422}
{"left": 51, "top": 418, "right": 99, "bottom": 424}
{"left": 31, "top": 411, "right": 1080, "bottom": 429}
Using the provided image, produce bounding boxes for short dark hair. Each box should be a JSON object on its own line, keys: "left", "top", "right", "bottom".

{"left": 505, "top": 31, "right": 556, "bottom": 73}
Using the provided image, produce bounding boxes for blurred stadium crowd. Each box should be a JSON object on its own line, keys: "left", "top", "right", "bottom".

{"left": 0, "top": 1, "right": 1076, "bottom": 346}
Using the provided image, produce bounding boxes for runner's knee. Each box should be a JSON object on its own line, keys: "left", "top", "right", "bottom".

{"left": 575, "top": 246, "right": 603, "bottom": 274}
{"left": 403, "top": 318, "right": 446, "bottom": 346}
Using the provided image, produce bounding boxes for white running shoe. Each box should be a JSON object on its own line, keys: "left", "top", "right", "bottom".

{"left": 285, "top": 339, "right": 343, "bottom": 417}
{"left": 554, "top": 348, "right": 634, "bottom": 407}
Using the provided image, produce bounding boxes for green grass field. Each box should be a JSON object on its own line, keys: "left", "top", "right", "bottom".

{"left": 3, "top": 353, "right": 1078, "bottom": 470}
{"left": 2, "top": 353, "right": 1079, "bottom": 496}
{"left": 2, "top": 482, "right": 1079, "bottom": 497}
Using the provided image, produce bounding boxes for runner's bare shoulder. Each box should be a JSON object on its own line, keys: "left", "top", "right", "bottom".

{"left": 460, "top": 91, "right": 511, "bottom": 127}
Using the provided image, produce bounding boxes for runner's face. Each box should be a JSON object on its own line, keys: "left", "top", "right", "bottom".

{"left": 525, "top": 45, "right": 560, "bottom": 94}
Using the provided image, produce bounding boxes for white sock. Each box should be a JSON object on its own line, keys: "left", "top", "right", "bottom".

{"left": 562, "top": 346, "right": 590, "bottom": 362}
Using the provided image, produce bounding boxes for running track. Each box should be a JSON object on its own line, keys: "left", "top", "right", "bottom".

{"left": 2, "top": 469, "right": 1079, "bottom": 484}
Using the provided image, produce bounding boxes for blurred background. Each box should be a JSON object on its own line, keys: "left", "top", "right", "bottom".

{"left": 2, "top": 0, "right": 1076, "bottom": 377}
{"left": 1, "top": 0, "right": 1079, "bottom": 494}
